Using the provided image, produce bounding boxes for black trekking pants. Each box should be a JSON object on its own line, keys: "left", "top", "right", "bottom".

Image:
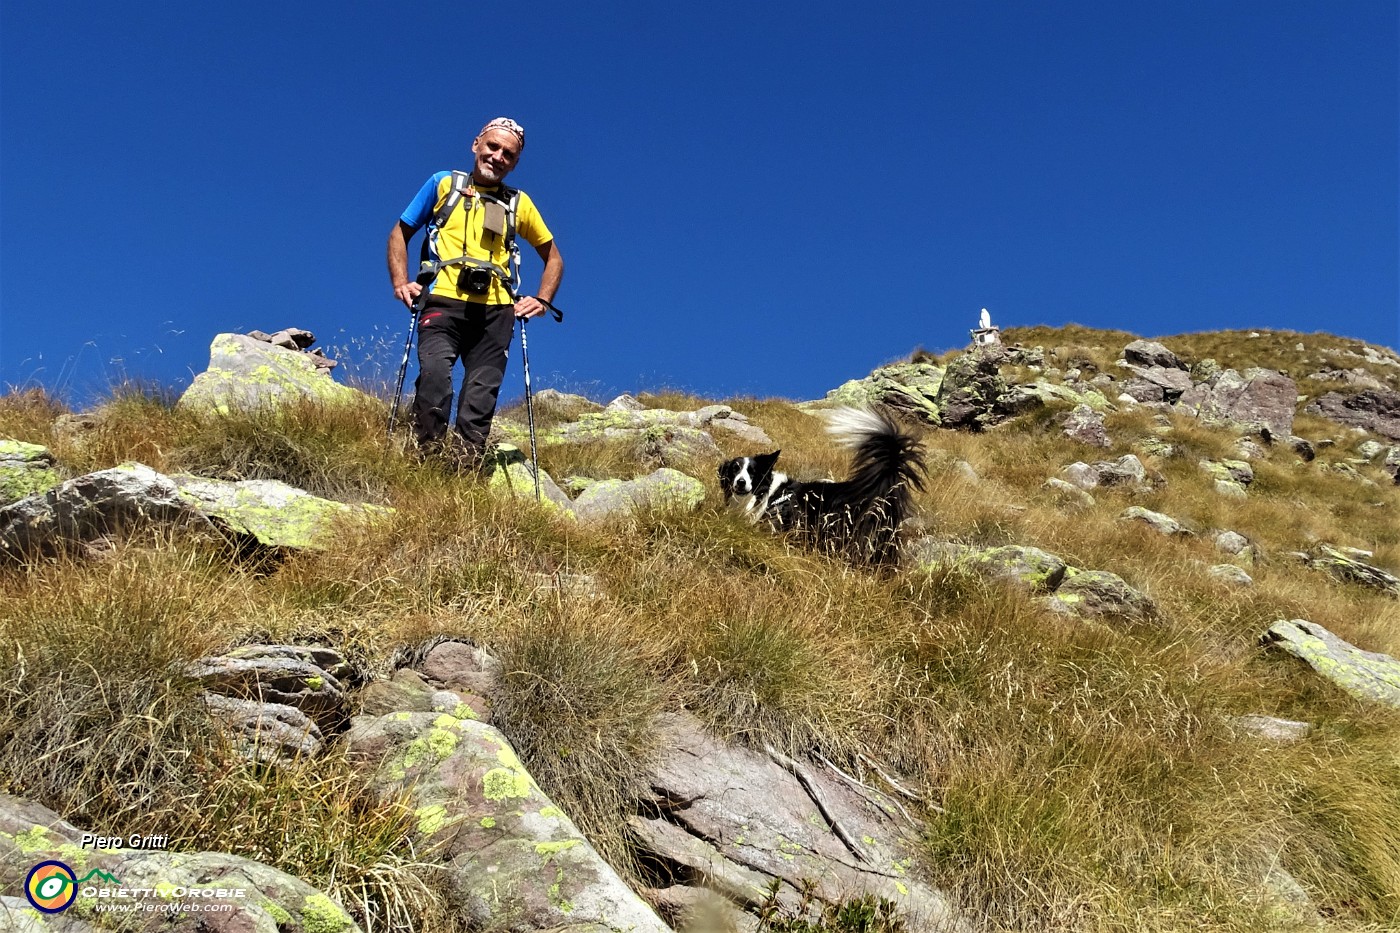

{"left": 411, "top": 295, "right": 515, "bottom": 450}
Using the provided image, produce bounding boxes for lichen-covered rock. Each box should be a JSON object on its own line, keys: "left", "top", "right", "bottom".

{"left": 934, "top": 351, "right": 1020, "bottom": 430}
{"left": 1298, "top": 545, "right": 1400, "bottom": 597}
{"left": 0, "top": 440, "right": 61, "bottom": 507}
{"left": 345, "top": 712, "right": 669, "bottom": 933}
{"left": 1044, "top": 568, "right": 1157, "bottom": 622}
{"left": 1041, "top": 477, "right": 1096, "bottom": 508}
{"left": 171, "top": 474, "right": 389, "bottom": 549}
{"left": 637, "top": 424, "right": 723, "bottom": 465}
{"left": 0, "top": 462, "right": 202, "bottom": 561}
{"left": 203, "top": 694, "right": 325, "bottom": 764}
{"left": 1198, "top": 459, "right": 1254, "bottom": 488}
{"left": 1061, "top": 455, "right": 1148, "bottom": 490}
{"left": 1263, "top": 620, "right": 1400, "bottom": 708}
{"left": 572, "top": 469, "right": 704, "bottom": 523}
{"left": 487, "top": 444, "right": 573, "bottom": 512}
{"left": 0, "top": 794, "right": 362, "bottom": 933}
{"left": 1061, "top": 405, "right": 1111, "bottom": 448}
{"left": 824, "top": 361, "right": 945, "bottom": 424}
{"left": 179, "top": 333, "right": 364, "bottom": 414}
{"left": 964, "top": 545, "right": 1069, "bottom": 593}
{"left": 1176, "top": 368, "right": 1297, "bottom": 436}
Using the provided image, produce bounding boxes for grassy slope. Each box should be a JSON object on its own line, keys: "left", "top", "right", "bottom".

{"left": 1, "top": 326, "right": 1399, "bottom": 933}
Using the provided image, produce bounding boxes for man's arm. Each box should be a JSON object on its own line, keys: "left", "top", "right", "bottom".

{"left": 387, "top": 220, "right": 422, "bottom": 307}
{"left": 514, "top": 240, "right": 565, "bottom": 319}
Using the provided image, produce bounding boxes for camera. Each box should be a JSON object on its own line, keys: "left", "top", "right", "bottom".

{"left": 460, "top": 267, "right": 493, "bottom": 295}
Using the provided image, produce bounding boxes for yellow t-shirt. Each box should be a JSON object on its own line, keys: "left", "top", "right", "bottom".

{"left": 402, "top": 171, "right": 554, "bottom": 305}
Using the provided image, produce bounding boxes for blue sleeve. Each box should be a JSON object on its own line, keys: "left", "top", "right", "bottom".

{"left": 399, "top": 171, "right": 452, "bottom": 231}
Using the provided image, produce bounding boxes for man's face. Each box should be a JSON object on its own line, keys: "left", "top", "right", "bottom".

{"left": 472, "top": 129, "right": 521, "bottom": 184}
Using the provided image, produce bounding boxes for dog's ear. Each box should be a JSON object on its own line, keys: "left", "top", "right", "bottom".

{"left": 757, "top": 450, "right": 781, "bottom": 467}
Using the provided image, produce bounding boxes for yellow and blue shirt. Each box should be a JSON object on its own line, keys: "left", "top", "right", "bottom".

{"left": 400, "top": 171, "right": 553, "bottom": 305}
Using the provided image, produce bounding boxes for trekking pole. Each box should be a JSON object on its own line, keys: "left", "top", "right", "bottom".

{"left": 387, "top": 265, "right": 436, "bottom": 437}
{"left": 517, "top": 298, "right": 564, "bottom": 502}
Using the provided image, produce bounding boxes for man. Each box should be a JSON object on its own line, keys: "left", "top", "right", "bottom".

{"left": 386, "top": 117, "right": 564, "bottom": 463}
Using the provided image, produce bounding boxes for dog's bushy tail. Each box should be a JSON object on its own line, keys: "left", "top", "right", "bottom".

{"left": 823, "top": 406, "right": 927, "bottom": 565}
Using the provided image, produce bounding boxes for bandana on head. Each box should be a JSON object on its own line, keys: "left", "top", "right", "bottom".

{"left": 478, "top": 117, "right": 525, "bottom": 149}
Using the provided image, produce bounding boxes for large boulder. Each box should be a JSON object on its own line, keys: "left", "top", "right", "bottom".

{"left": 1263, "top": 620, "right": 1400, "bottom": 708}
{"left": 0, "top": 462, "right": 200, "bottom": 560}
{"left": 0, "top": 794, "right": 361, "bottom": 933}
{"left": 179, "top": 334, "right": 363, "bottom": 414}
{"left": 1296, "top": 545, "right": 1400, "bottom": 598}
{"left": 1123, "top": 340, "right": 1186, "bottom": 370}
{"left": 1175, "top": 368, "right": 1297, "bottom": 436}
{"left": 1303, "top": 389, "right": 1400, "bottom": 442}
{"left": 346, "top": 710, "right": 670, "bottom": 933}
{"left": 933, "top": 351, "right": 1019, "bottom": 430}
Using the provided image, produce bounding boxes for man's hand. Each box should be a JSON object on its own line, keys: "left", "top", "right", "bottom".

{"left": 513, "top": 295, "right": 548, "bottom": 319}
{"left": 394, "top": 280, "right": 424, "bottom": 309}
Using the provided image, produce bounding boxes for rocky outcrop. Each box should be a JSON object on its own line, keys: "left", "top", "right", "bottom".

{"left": 1176, "top": 368, "right": 1297, "bottom": 436}
{"left": 1303, "top": 389, "right": 1400, "bottom": 442}
{"left": 634, "top": 712, "right": 966, "bottom": 932}
{"left": 1263, "top": 620, "right": 1400, "bottom": 708}
{"left": 0, "top": 794, "right": 361, "bottom": 933}
{"left": 179, "top": 333, "right": 364, "bottom": 414}
{"left": 1123, "top": 340, "right": 1186, "bottom": 370}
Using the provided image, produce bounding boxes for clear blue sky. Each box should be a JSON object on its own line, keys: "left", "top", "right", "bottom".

{"left": 2, "top": 1, "right": 1396, "bottom": 406}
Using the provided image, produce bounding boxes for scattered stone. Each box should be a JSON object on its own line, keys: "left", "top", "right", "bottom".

{"left": 1297, "top": 545, "right": 1400, "bottom": 597}
{"left": 1176, "top": 368, "right": 1298, "bottom": 436}
{"left": 637, "top": 424, "right": 723, "bottom": 465}
{"left": 1119, "top": 506, "right": 1190, "bottom": 536}
{"left": 1041, "top": 477, "right": 1096, "bottom": 508}
{"left": 952, "top": 460, "right": 980, "bottom": 484}
{"left": 203, "top": 694, "right": 325, "bottom": 764}
{"left": 1228, "top": 715, "right": 1310, "bottom": 743}
{"left": 1356, "top": 440, "right": 1385, "bottom": 460}
{"left": 1234, "top": 436, "right": 1269, "bottom": 460}
{"left": 487, "top": 445, "right": 574, "bottom": 512}
{"left": 1215, "top": 531, "right": 1250, "bottom": 555}
{"left": 171, "top": 474, "right": 389, "bottom": 549}
{"left": 572, "top": 468, "right": 706, "bottom": 524}
{"left": 1207, "top": 564, "right": 1254, "bottom": 587}
{"left": 606, "top": 393, "right": 646, "bottom": 411}
{"left": 965, "top": 545, "right": 1069, "bottom": 593}
{"left": 825, "top": 360, "right": 944, "bottom": 424}
{"left": 419, "top": 640, "right": 502, "bottom": 698}
{"left": 1304, "top": 388, "right": 1400, "bottom": 441}
{"left": 1263, "top": 620, "right": 1400, "bottom": 708}
{"left": 179, "top": 333, "right": 362, "bottom": 413}
{"left": 1062, "top": 405, "right": 1111, "bottom": 447}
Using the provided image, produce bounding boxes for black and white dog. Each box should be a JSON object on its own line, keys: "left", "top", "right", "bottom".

{"left": 717, "top": 407, "right": 926, "bottom": 567}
